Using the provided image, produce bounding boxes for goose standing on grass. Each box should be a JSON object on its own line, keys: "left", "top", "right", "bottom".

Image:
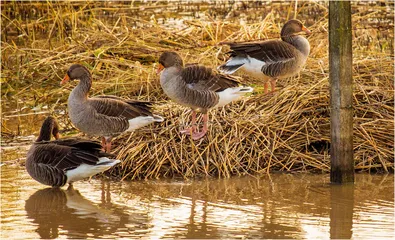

{"left": 157, "top": 51, "right": 253, "bottom": 140}
{"left": 218, "top": 19, "right": 311, "bottom": 94}
{"left": 61, "top": 64, "right": 164, "bottom": 152}
{"left": 26, "top": 116, "right": 120, "bottom": 188}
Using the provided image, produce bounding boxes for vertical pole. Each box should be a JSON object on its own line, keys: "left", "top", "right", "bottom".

{"left": 329, "top": 1, "right": 354, "bottom": 183}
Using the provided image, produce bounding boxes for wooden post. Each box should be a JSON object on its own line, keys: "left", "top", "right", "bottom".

{"left": 329, "top": 1, "right": 354, "bottom": 183}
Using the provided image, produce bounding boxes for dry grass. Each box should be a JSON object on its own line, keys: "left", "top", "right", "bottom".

{"left": 1, "top": 1, "right": 393, "bottom": 179}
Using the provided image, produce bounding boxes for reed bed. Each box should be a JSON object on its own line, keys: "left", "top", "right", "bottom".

{"left": 1, "top": 1, "right": 393, "bottom": 179}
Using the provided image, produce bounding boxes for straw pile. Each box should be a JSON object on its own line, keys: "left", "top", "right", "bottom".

{"left": 1, "top": 1, "right": 393, "bottom": 179}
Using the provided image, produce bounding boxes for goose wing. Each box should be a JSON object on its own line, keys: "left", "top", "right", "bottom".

{"left": 28, "top": 139, "right": 112, "bottom": 187}
{"left": 181, "top": 65, "right": 240, "bottom": 92}
{"left": 32, "top": 139, "right": 111, "bottom": 170}
{"left": 227, "top": 40, "right": 297, "bottom": 77}
{"left": 88, "top": 96, "right": 153, "bottom": 118}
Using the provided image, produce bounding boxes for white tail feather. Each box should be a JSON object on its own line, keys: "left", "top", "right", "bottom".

{"left": 127, "top": 115, "right": 164, "bottom": 131}
{"left": 217, "top": 57, "right": 248, "bottom": 74}
{"left": 238, "top": 86, "right": 254, "bottom": 93}
{"left": 66, "top": 157, "right": 120, "bottom": 184}
{"left": 215, "top": 86, "right": 254, "bottom": 108}
{"left": 153, "top": 115, "right": 165, "bottom": 122}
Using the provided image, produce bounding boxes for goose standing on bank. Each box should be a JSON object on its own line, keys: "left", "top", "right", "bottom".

{"left": 61, "top": 64, "right": 164, "bottom": 152}
{"left": 26, "top": 116, "right": 120, "bottom": 188}
{"left": 157, "top": 51, "right": 253, "bottom": 140}
{"left": 218, "top": 19, "right": 311, "bottom": 94}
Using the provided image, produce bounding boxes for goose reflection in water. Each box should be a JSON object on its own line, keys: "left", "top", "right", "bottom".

{"left": 25, "top": 184, "right": 130, "bottom": 239}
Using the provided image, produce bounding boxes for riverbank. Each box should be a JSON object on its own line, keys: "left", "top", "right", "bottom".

{"left": 1, "top": 1, "right": 393, "bottom": 179}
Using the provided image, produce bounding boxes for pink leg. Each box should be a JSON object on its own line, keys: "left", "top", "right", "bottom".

{"left": 102, "top": 137, "right": 112, "bottom": 152}
{"left": 180, "top": 111, "right": 197, "bottom": 135}
{"left": 192, "top": 113, "right": 208, "bottom": 140}
{"left": 270, "top": 79, "right": 276, "bottom": 93}
{"left": 263, "top": 82, "right": 269, "bottom": 94}
{"left": 101, "top": 137, "right": 107, "bottom": 151}
{"left": 105, "top": 141, "right": 112, "bottom": 153}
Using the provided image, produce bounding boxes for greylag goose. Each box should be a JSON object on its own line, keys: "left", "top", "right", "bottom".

{"left": 157, "top": 51, "right": 253, "bottom": 140}
{"left": 26, "top": 116, "right": 120, "bottom": 187}
{"left": 61, "top": 64, "right": 164, "bottom": 152}
{"left": 218, "top": 19, "right": 311, "bottom": 94}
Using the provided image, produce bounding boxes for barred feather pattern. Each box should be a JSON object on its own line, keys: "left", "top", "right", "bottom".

{"left": 227, "top": 40, "right": 301, "bottom": 79}
{"left": 26, "top": 135, "right": 114, "bottom": 187}
{"left": 68, "top": 73, "right": 158, "bottom": 137}
{"left": 161, "top": 64, "right": 241, "bottom": 113}
{"left": 163, "top": 74, "right": 219, "bottom": 112}
{"left": 182, "top": 65, "right": 240, "bottom": 91}
{"left": 221, "top": 20, "right": 310, "bottom": 80}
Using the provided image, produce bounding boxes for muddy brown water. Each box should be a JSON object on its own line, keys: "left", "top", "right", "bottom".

{"left": 1, "top": 161, "right": 394, "bottom": 239}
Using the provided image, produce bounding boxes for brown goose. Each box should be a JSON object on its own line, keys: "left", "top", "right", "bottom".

{"left": 218, "top": 19, "right": 311, "bottom": 94}
{"left": 26, "top": 116, "right": 120, "bottom": 187}
{"left": 157, "top": 51, "right": 253, "bottom": 140}
{"left": 61, "top": 64, "right": 164, "bottom": 152}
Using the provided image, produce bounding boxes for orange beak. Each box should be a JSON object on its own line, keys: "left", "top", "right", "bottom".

{"left": 156, "top": 63, "right": 164, "bottom": 75}
{"left": 302, "top": 26, "right": 311, "bottom": 36}
{"left": 60, "top": 74, "right": 70, "bottom": 85}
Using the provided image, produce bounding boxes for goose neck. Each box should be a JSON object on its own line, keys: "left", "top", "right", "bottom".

{"left": 282, "top": 35, "right": 310, "bottom": 57}
{"left": 36, "top": 118, "right": 59, "bottom": 142}
{"left": 73, "top": 74, "right": 92, "bottom": 100}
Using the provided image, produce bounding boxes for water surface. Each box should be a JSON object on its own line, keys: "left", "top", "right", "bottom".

{"left": 1, "top": 162, "right": 393, "bottom": 239}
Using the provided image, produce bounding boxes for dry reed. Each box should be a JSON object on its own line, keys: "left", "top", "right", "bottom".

{"left": 1, "top": 1, "right": 393, "bottom": 179}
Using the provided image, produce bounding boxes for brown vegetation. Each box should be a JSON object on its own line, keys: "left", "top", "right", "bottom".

{"left": 1, "top": 1, "right": 393, "bottom": 179}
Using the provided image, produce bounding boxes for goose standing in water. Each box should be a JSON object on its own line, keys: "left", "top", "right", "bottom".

{"left": 157, "top": 51, "right": 253, "bottom": 140}
{"left": 61, "top": 64, "right": 164, "bottom": 152}
{"left": 218, "top": 19, "right": 311, "bottom": 94}
{"left": 26, "top": 116, "right": 120, "bottom": 187}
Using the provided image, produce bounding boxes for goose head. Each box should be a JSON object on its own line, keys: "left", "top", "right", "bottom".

{"left": 36, "top": 116, "right": 60, "bottom": 142}
{"left": 61, "top": 64, "right": 91, "bottom": 85}
{"left": 280, "top": 19, "right": 311, "bottom": 38}
{"left": 157, "top": 51, "right": 184, "bottom": 74}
